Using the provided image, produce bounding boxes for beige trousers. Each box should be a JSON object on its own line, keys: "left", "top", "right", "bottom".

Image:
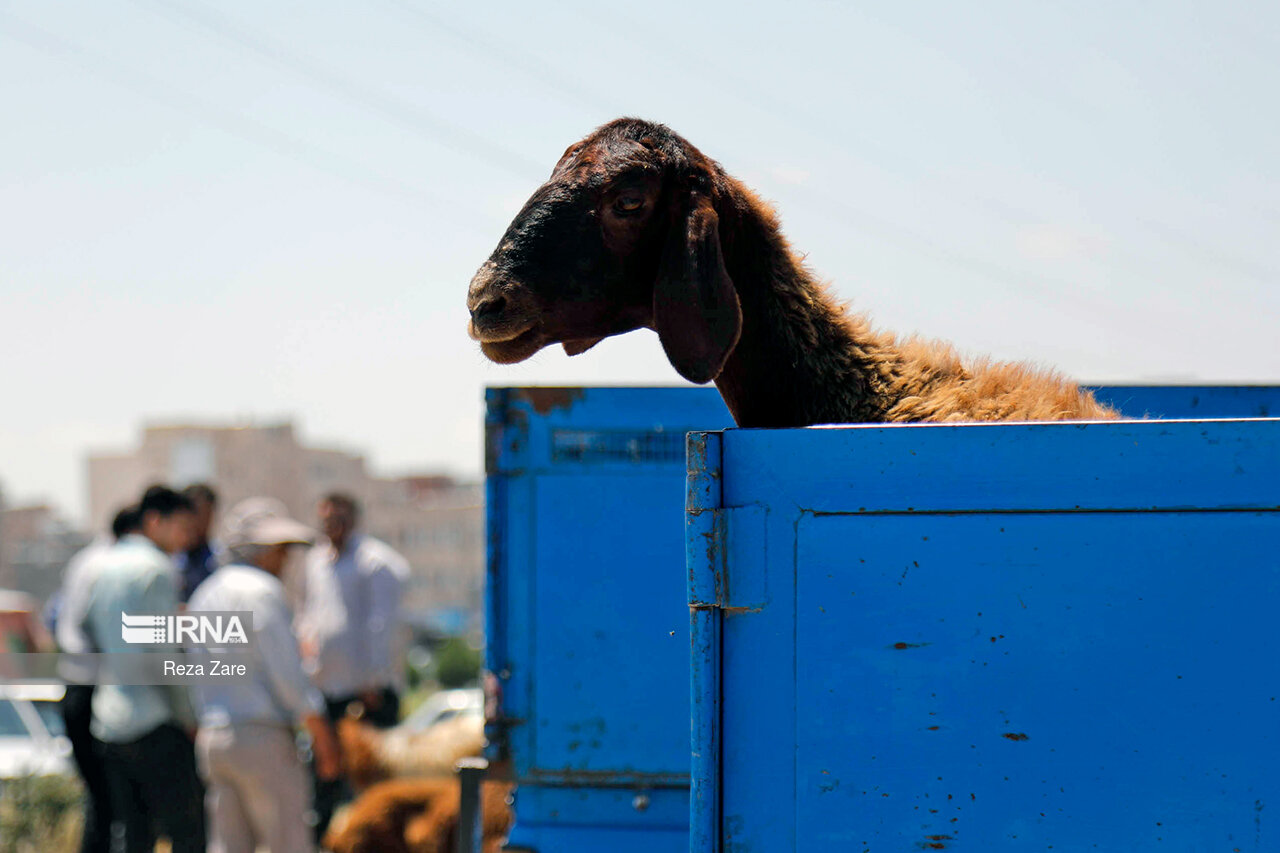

{"left": 195, "top": 723, "right": 314, "bottom": 853}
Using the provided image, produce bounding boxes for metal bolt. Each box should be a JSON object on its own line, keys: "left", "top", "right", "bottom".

{"left": 632, "top": 793, "right": 650, "bottom": 812}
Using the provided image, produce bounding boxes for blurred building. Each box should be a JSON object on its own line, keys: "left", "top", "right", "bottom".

{"left": 0, "top": 503, "right": 92, "bottom": 605}
{"left": 370, "top": 476, "right": 484, "bottom": 637}
{"left": 88, "top": 422, "right": 356, "bottom": 532}
{"left": 87, "top": 421, "right": 482, "bottom": 633}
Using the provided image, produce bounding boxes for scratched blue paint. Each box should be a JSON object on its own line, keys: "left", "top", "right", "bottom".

{"left": 486, "top": 387, "right": 732, "bottom": 851}
{"left": 689, "top": 412, "right": 1280, "bottom": 851}
{"left": 483, "top": 384, "right": 1280, "bottom": 850}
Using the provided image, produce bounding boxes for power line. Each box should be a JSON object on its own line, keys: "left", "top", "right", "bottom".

{"left": 1138, "top": 219, "right": 1280, "bottom": 288}
{"left": 369, "top": 3, "right": 1110, "bottom": 315}
{"left": 784, "top": 182, "right": 1119, "bottom": 318}
{"left": 377, "top": 0, "right": 620, "bottom": 117}
{"left": 576, "top": 2, "right": 1036, "bottom": 227}
{"left": 129, "top": 0, "right": 546, "bottom": 181}
{"left": 0, "top": 10, "right": 495, "bottom": 228}
{"left": 153, "top": 0, "right": 1259, "bottom": 311}
{"left": 369, "top": 2, "right": 1119, "bottom": 314}
{"left": 144, "top": 0, "right": 1114, "bottom": 312}
{"left": 577, "top": 2, "right": 1276, "bottom": 293}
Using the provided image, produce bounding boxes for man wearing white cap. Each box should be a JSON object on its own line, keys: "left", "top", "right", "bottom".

{"left": 187, "top": 498, "right": 343, "bottom": 853}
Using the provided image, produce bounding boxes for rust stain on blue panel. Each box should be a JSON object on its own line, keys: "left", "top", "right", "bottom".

{"left": 512, "top": 386, "right": 585, "bottom": 415}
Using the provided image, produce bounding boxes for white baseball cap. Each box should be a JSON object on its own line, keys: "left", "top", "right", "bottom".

{"left": 221, "top": 497, "right": 315, "bottom": 549}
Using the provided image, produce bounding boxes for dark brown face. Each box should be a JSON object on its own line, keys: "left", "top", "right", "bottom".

{"left": 466, "top": 120, "right": 676, "bottom": 361}
{"left": 467, "top": 118, "right": 743, "bottom": 384}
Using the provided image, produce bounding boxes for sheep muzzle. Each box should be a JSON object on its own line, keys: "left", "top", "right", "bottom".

{"left": 467, "top": 271, "right": 547, "bottom": 364}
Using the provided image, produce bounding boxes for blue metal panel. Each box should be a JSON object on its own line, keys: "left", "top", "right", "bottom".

{"left": 485, "top": 383, "right": 1280, "bottom": 850}
{"left": 690, "top": 417, "right": 1280, "bottom": 851}
{"left": 1090, "top": 384, "right": 1280, "bottom": 418}
{"left": 687, "top": 432, "right": 723, "bottom": 853}
{"left": 507, "top": 787, "right": 689, "bottom": 852}
{"left": 486, "top": 387, "right": 732, "bottom": 851}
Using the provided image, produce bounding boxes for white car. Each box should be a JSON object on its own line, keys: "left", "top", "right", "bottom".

{"left": 400, "top": 687, "right": 484, "bottom": 733}
{"left": 0, "top": 684, "right": 74, "bottom": 779}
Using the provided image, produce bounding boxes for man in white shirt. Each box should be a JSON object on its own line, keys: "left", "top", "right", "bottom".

{"left": 188, "top": 497, "right": 342, "bottom": 853}
{"left": 81, "top": 485, "right": 203, "bottom": 853}
{"left": 56, "top": 504, "right": 138, "bottom": 853}
{"left": 296, "top": 491, "right": 407, "bottom": 837}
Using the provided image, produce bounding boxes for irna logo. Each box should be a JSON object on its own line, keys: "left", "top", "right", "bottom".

{"left": 121, "top": 612, "right": 251, "bottom": 646}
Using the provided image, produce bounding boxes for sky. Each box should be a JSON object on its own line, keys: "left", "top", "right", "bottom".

{"left": 1, "top": 0, "right": 1277, "bottom": 524}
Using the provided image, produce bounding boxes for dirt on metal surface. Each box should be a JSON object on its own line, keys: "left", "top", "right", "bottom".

{"left": 525, "top": 767, "right": 691, "bottom": 789}
{"left": 514, "top": 387, "right": 585, "bottom": 415}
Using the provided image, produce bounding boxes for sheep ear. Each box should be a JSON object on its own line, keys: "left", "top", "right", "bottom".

{"left": 652, "top": 194, "right": 741, "bottom": 384}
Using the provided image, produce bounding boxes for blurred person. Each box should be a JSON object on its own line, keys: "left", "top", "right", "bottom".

{"left": 297, "top": 492, "right": 407, "bottom": 838}
{"left": 55, "top": 504, "right": 139, "bottom": 853}
{"left": 176, "top": 483, "right": 224, "bottom": 603}
{"left": 80, "top": 485, "right": 205, "bottom": 853}
{"left": 188, "top": 497, "right": 343, "bottom": 853}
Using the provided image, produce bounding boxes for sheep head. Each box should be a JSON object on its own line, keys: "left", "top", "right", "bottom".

{"left": 467, "top": 118, "right": 742, "bottom": 384}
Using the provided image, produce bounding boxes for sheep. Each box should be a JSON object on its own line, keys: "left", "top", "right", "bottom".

{"left": 467, "top": 118, "right": 1118, "bottom": 427}
{"left": 322, "top": 777, "right": 512, "bottom": 853}
{"left": 324, "top": 714, "right": 511, "bottom": 853}
{"left": 337, "top": 714, "right": 487, "bottom": 791}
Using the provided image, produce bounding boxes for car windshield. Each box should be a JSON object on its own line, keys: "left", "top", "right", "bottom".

{"left": 30, "top": 700, "right": 65, "bottom": 738}
{"left": 0, "top": 699, "right": 30, "bottom": 737}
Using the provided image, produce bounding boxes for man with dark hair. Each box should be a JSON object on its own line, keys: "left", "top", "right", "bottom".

{"left": 177, "top": 483, "right": 222, "bottom": 603}
{"left": 297, "top": 491, "right": 407, "bottom": 837}
{"left": 317, "top": 491, "right": 358, "bottom": 521}
{"left": 81, "top": 485, "right": 206, "bottom": 853}
{"left": 55, "top": 504, "right": 140, "bottom": 853}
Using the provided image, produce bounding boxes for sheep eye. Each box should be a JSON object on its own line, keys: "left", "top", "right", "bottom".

{"left": 614, "top": 195, "right": 645, "bottom": 213}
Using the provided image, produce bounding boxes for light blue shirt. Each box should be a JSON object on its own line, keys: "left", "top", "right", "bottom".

{"left": 298, "top": 534, "right": 407, "bottom": 697}
{"left": 80, "top": 534, "right": 194, "bottom": 743}
{"left": 187, "top": 563, "right": 325, "bottom": 729}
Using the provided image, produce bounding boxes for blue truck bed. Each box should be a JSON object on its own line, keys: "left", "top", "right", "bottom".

{"left": 688, "top": 395, "right": 1280, "bottom": 851}
{"left": 484, "top": 384, "right": 1280, "bottom": 851}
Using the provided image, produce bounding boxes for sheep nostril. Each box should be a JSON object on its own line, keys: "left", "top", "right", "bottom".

{"left": 471, "top": 295, "right": 507, "bottom": 321}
